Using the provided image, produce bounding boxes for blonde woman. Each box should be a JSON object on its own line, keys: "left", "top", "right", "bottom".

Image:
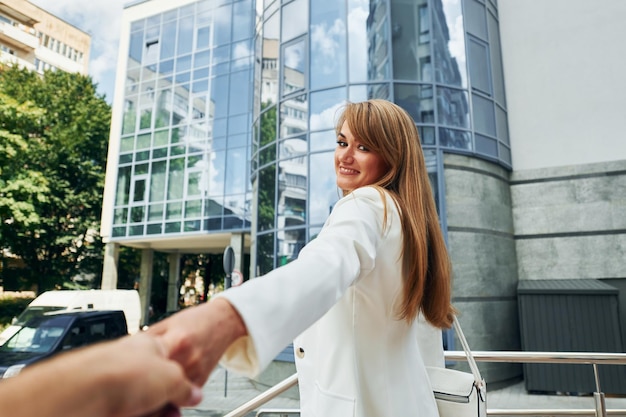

{"left": 151, "top": 99, "right": 455, "bottom": 416}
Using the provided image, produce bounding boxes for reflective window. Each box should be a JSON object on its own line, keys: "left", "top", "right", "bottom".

{"left": 279, "top": 136, "right": 308, "bottom": 160}
{"left": 211, "top": 74, "right": 230, "bottom": 119}
{"left": 207, "top": 150, "right": 226, "bottom": 197}
{"left": 160, "top": 21, "right": 177, "bottom": 60}
{"left": 310, "top": 0, "right": 346, "bottom": 89}
{"left": 496, "top": 105, "right": 509, "bottom": 145}
{"left": 488, "top": 11, "right": 506, "bottom": 104}
{"left": 229, "top": 70, "right": 251, "bottom": 115}
{"left": 262, "top": 12, "right": 280, "bottom": 106}
{"left": 233, "top": 0, "right": 253, "bottom": 41}
{"left": 468, "top": 37, "right": 491, "bottom": 95}
{"left": 280, "top": 95, "right": 308, "bottom": 137}
{"left": 277, "top": 228, "right": 306, "bottom": 266}
{"left": 390, "top": 0, "right": 430, "bottom": 81}
{"left": 434, "top": 0, "right": 467, "bottom": 87}
{"left": 282, "top": 0, "right": 307, "bottom": 42}
{"left": 437, "top": 87, "right": 469, "bottom": 129}
{"left": 395, "top": 83, "right": 435, "bottom": 125}
{"left": 472, "top": 93, "right": 496, "bottom": 136}
{"left": 439, "top": 127, "right": 471, "bottom": 150}
{"left": 475, "top": 134, "right": 497, "bottom": 157}
{"left": 214, "top": 4, "right": 233, "bottom": 46}
{"left": 177, "top": 16, "right": 194, "bottom": 56}
{"left": 465, "top": 0, "right": 487, "bottom": 40}
{"left": 226, "top": 148, "right": 247, "bottom": 195}
{"left": 308, "top": 151, "right": 338, "bottom": 226}
{"left": 367, "top": 0, "right": 391, "bottom": 81}
{"left": 277, "top": 155, "right": 308, "bottom": 230}
{"left": 347, "top": 0, "right": 370, "bottom": 83}
{"left": 282, "top": 39, "right": 306, "bottom": 96}
{"left": 309, "top": 88, "right": 346, "bottom": 131}
{"left": 309, "top": 129, "right": 334, "bottom": 152}
{"left": 257, "top": 232, "right": 275, "bottom": 274}
{"left": 258, "top": 165, "right": 277, "bottom": 231}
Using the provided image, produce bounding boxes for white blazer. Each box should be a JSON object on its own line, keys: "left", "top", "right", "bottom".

{"left": 219, "top": 186, "right": 443, "bottom": 417}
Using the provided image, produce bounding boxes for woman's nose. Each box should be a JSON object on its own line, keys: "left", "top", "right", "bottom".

{"left": 338, "top": 147, "right": 354, "bottom": 162}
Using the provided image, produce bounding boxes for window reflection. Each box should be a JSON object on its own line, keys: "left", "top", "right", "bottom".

{"left": 261, "top": 12, "right": 280, "bottom": 105}
{"left": 309, "top": 88, "right": 346, "bottom": 131}
{"left": 364, "top": 0, "right": 390, "bottom": 81}
{"left": 310, "top": 0, "right": 346, "bottom": 89}
{"left": 308, "top": 152, "right": 338, "bottom": 226}
{"left": 349, "top": 83, "right": 390, "bottom": 103}
{"left": 277, "top": 155, "right": 308, "bottom": 235}
{"left": 257, "top": 164, "right": 276, "bottom": 232}
{"left": 277, "top": 228, "right": 306, "bottom": 266}
{"left": 423, "top": 150, "right": 439, "bottom": 212}
{"left": 280, "top": 95, "right": 308, "bottom": 137}
{"left": 257, "top": 232, "right": 275, "bottom": 274}
{"left": 472, "top": 93, "right": 496, "bottom": 136}
{"left": 437, "top": 87, "right": 469, "bottom": 129}
{"left": 347, "top": 0, "right": 369, "bottom": 83}
{"left": 282, "top": 40, "right": 305, "bottom": 96}
{"left": 439, "top": 127, "right": 471, "bottom": 151}
{"left": 281, "top": 0, "right": 307, "bottom": 42}
{"left": 394, "top": 83, "right": 435, "bottom": 124}
{"left": 434, "top": 0, "right": 467, "bottom": 87}
{"left": 279, "top": 136, "right": 307, "bottom": 160}
{"left": 309, "top": 130, "right": 334, "bottom": 153}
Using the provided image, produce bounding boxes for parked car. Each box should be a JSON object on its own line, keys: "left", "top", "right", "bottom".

{"left": 0, "top": 289, "right": 141, "bottom": 345}
{"left": 0, "top": 310, "right": 128, "bottom": 379}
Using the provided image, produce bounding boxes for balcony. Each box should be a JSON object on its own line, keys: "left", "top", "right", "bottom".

{"left": 0, "top": 50, "right": 35, "bottom": 71}
{"left": 0, "top": 22, "right": 38, "bottom": 51}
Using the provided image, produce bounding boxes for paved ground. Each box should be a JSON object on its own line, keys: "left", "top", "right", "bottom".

{"left": 182, "top": 366, "right": 626, "bottom": 417}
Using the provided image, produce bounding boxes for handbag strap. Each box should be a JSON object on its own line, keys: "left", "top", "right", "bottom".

{"left": 453, "top": 316, "right": 484, "bottom": 388}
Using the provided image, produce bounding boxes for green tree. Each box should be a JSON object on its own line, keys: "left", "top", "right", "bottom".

{"left": 0, "top": 66, "right": 111, "bottom": 292}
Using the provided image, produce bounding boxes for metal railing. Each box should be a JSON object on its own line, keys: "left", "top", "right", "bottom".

{"left": 223, "top": 351, "right": 626, "bottom": 417}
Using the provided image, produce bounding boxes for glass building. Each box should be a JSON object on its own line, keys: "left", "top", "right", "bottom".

{"left": 101, "top": 0, "right": 619, "bottom": 386}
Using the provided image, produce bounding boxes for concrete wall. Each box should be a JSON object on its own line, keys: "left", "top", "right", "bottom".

{"left": 498, "top": 0, "right": 626, "bottom": 171}
{"left": 444, "top": 154, "right": 521, "bottom": 383}
{"left": 512, "top": 159, "right": 626, "bottom": 282}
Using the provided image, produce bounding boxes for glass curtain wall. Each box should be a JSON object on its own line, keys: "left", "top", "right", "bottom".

{"left": 252, "top": 0, "right": 508, "bottom": 275}
{"left": 112, "top": 0, "right": 255, "bottom": 240}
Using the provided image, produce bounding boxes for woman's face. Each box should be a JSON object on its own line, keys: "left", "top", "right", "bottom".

{"left": 335, "top": 121, "right": 388, "bottom": 193}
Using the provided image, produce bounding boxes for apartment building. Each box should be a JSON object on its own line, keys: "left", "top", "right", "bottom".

{"left": 0, "top": 0, "right": 89, "bottom": 74}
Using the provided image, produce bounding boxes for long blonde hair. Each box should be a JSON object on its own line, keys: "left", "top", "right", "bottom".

{"left": 336, "top": 99, "right": 455, "bottom": 328}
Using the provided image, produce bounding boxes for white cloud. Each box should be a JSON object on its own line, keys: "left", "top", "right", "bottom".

{"left": 30, "top": 0, "right": 126, "bottom": 101}
{"left": 442, "top": 0, "right": 467, "bottom": 86}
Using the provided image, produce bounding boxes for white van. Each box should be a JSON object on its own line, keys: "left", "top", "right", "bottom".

{"left": 0, "top": 290, "right": 141, "bottom": 345}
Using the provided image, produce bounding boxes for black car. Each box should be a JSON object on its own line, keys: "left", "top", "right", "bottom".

{"left": 0, "top": 310, "right": 128, "bottom": 379}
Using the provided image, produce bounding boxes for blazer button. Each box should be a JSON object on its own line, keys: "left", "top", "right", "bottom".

{"left": 296, "top": 347, "right": 305, "bottom": 359}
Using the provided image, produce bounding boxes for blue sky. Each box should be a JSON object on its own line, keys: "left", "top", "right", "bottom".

{"left": 30, "top": 0, "right": 126, "bottom": 103}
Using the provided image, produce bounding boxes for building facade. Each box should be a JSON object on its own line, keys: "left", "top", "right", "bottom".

{"left": 101, "top": 0, "right": 626, "bottom": 385}
{"left": 0, "top": 0, "right": 90, "bottom": 74}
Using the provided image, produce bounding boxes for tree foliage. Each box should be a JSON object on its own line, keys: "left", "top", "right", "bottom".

{"left": 0, "top": 66, "right": 111, "bottom": 292}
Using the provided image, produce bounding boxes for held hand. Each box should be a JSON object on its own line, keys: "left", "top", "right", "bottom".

{"left": 97, "top": 333, "right": 203, "bottom": 417}
{"left": 148, "top": 297, "right": 247, "bottom": 386}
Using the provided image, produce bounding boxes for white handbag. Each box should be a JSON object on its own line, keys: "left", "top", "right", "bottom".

{"left": 427, "top": 316, "right": 487, "bottom": 417}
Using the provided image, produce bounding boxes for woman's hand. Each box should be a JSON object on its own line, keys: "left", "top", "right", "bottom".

{"left": 148, "top": 297, "right": 247, "bottom": 386}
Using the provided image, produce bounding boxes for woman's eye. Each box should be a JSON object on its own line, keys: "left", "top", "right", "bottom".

{"left": 336, "top": 140, "right": 347, "bottom": 147}
{"left": 358, "top": 144, "right": 369, "bottom": 151}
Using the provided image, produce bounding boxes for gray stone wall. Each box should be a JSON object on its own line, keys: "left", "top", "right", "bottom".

{"left": 511, "top": 159, "right": 626, "bottom": 282}
{"left": 444, "top": 154, "right": 521, "bottom": 384}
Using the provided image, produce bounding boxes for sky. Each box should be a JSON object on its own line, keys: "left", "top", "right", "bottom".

{"left": 30, "top": 0, "right": 126, "bottom": 103}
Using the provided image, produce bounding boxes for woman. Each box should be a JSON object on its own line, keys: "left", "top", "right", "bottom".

{"left": 150, "top": 99, "right": 455, "bottom": 416}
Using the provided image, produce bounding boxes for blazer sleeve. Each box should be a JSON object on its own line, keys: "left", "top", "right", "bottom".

{"left": 216, "top": 187, "right": 391, "bottom": 377}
